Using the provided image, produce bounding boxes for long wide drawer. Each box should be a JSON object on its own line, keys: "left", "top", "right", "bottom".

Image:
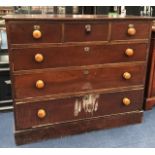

{"left": 13, "top": 63, "right": 146, "bottom": 99}
{"left": 11, "top": 43, "right": 148, "bottom": 71}
{"left": 15, "top": 89, "right": 144, "bottom": 130}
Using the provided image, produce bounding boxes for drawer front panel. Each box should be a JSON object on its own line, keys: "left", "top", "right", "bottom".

{"left": 64, "top": 22, "right": 108, "bottom": 42}
{"left": 11, "top": 43, "right": 147, "bottom": 71}
{"left": 111, "top": 21, "right": 151, "bottom": 40}
{"left": 13, "top": 63, "right": 146, "bottom": 99}
{"left": 15, "top": 89, "right": 143, "bottom": 130}
{"left": 8, "top": 21, "right": 62, "bottom": 44}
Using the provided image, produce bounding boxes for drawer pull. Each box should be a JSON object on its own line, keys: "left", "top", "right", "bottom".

{"left": 33, "top": 30, "right": 42, "bottom": 39}
{"left": 83, "top": 69, "right": 89, "bottom": 75}
{"left": 123, "top": 72, "right": 132, "bottom": 80}
{"left": 152, "top": 25, "right": 155, "bottom": 32}
{"left": 125, "top": 48, "right": 134, "bottom": 57}
{"left": 85, "top": 24, "right": 91, "bottom": 33}
{"left": 122, "top": 97, "right": 131, "bottom": 106}
{"left": 127, "top": 24, "right": 136, "bottom": 36}
{"left": 35, "top": 53, "right": 44, "bottom": 62}
{"left": 37, "top": 109, "right": 46, "bottom": 118}
{"left": 84, "top": 47, "right": 90, "bottom": 53}
{"left": 36, "top": 80, "right": 45, "bottom": 89}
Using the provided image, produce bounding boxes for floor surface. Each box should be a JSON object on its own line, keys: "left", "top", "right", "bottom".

{"left": 0, "top": 109, "right": 155, "bottom": 148}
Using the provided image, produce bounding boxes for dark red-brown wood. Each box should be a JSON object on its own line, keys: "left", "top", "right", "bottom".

{"left": 15, "top": 111, "right": 143, "bottom": 145}
{"left": 4, "top": 15, "right": 154, "bottom": 145}
{"left": 7, "top": 21, "right": 62, "bottom": 44}
{"left": 15, "top": 89, "right": 143, "bottom": 130}
{"left": 11, "top": 43, "right": 148, "bottom": 71}
{"left": 13, "top": 63, "right": 146, "bottom": 99}
{"left": 64, "top": 22, "right": 109, "bottom": 42}
{"left": 111, "top": 20, "right": 151, "bottom": 40}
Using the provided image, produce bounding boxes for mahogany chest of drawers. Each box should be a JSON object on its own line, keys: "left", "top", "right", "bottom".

{"left": 4, "top": 15, "right": 153, "bottom": 145}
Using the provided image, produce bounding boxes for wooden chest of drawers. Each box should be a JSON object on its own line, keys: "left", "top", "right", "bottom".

{"left": 4, "top": 15, "right": 153, "bottom": 145}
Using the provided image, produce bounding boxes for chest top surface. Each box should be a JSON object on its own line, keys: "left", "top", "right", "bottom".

{"left": 3, "top": 14, "right": 155, "bottom": 20}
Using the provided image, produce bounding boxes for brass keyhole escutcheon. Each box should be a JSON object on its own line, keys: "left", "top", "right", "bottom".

{"left": 84, "top": 47, "right": 90, "bottom": 54}
{"left": 83, "top": 69, "right": 89, "bottom": 75}
{"left": 85, "top": 24, "right": 91, "bottom": 32}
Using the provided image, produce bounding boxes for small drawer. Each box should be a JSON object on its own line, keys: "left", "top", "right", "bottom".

{"left": 13, "top": 63, "right": 145, "bottom": 99}
{"left": 7, "top": 21, "right": 62, "bottom": 44}
{"left": 15, "top": 89, "right": 143, "bottom": 130}
{"left": 11, "top": 43, "right": 148, "bottom": 71}
{"left": 111, "top": 20, "right": 151, "bottom": 40}
{"left": 64, "top": 22, "right": 109, "bottom": 42}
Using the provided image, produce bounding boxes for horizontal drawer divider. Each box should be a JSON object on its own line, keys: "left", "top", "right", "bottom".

{"left": 15, "top": 85, "right": 144, "bottom": 104}
{"left": 10, "top": 39, "right": 149, "bottom": 49}
{"left": 12, "top": 61, "right": 146, "bottom": 75}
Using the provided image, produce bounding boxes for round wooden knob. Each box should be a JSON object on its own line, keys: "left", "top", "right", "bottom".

{"left": 37, "top": 109, "right": 46, "bottom": 118}
{"left": 123, "top": 72, "right": 132, "bottom": 80}
{"left": 35, "top": 53, "right": 44, "bottom": 63}
{"left": 123, "top": 97, "right": 131, "bottom": 106}
{"left": 152, "top": 25, "right": 155, "bottom": 32}
{"left": 36, "top": 80, "right": 45, "bottom": 89}
{"left": 125, "top": 48, "right": 134, "bottom": 57}
{"left": 33, "top": 30, "right": 42, "bottom": 39}
{"left": 128, "top": 27, "right": 136, "bottom": 36}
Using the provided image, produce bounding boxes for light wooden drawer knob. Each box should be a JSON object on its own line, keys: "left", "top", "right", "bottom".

{"left": 122, "top": 97, "right": 131, "bottom": 106}
{"left": 36, "top": 80, "right": 45, "bottom": 89}
{"left": 35, "top": 53, "right": 44, "bottom": 62}
{"left": 33, "top": 30, "right": 42, "bottom": 39}
{"left": 37, "top": 109, "right": 46, "bottom": 118}
{"left": 125, "top": 48, "right": 134, "bottom": 57}
{"left": 128, "top": 24, "right": 136, "bottom": 36}
{"left": 152, "top": 25, "right": 155, "bottom": 32}
{"left": 123, "top": 72, "right": 132, "bottom": 80}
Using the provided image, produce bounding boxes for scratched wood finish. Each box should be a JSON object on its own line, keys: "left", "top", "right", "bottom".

{"left": 15, "top": 89, "right": 143, "bottom": 130}
{"left": 11, "top": 43, "right": 148, "bottom": 71}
